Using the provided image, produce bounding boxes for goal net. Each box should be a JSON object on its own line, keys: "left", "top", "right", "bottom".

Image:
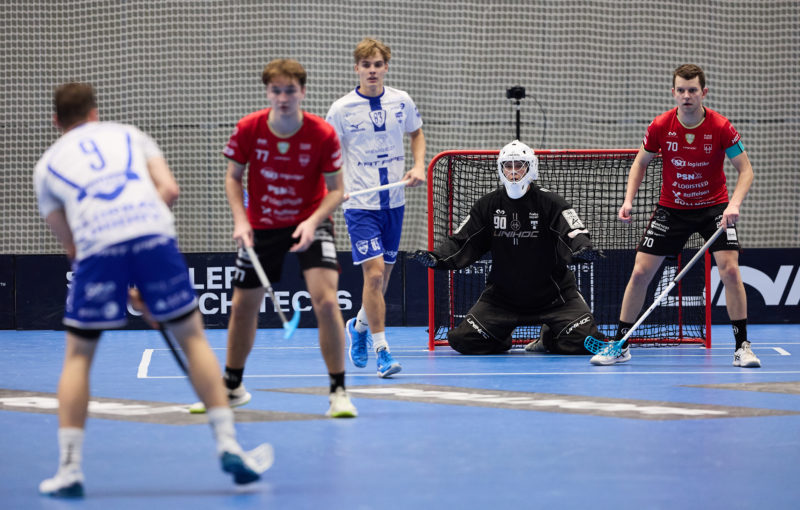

{"left": 427, "top": 150, "right": 711, "bottom": 350}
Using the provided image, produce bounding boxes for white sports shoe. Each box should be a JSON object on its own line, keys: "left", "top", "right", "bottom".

{"left": 39, "top": 467, "right": 84, "bottom": 498}
{"left": 590, "top": 344, "right": 631, "bottom": 366}
{"left": 220, "top": 443, "right": 274, "bottom": 485}
{"left": 326, "top": 387, "right": 358, "bottom": 418}
{"left": 189, "top": 382, "right": 252, "bottom": 414}
{"left": 733, "top": 341, "right": 761, "bottom": 368}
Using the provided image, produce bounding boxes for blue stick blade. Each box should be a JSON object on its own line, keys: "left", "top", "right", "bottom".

{"left": 283, "top": 310, "right": 301, "bottom": 339}
{"left": 584, "top": 335, "right": 607, "bottom": 354}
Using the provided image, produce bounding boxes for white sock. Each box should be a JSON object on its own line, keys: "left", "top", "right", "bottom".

{"left": 57, "top": 428, "right": 84, "bottom": 473}
{"left": 207, "top": 407, "right": 241, "bottom": 455}
{"left": 355, "top": 307, "right": 369, "bottom": 333}
{"left": 373, "top": 331, "right": 388, "bottom": 352}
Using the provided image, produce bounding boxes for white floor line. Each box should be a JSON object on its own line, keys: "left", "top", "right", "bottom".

{"left": 137, "top": 349, "right": 154, "bottom": 378}
{"left": 773, "top": 347, "right": 791, "bottom": 356}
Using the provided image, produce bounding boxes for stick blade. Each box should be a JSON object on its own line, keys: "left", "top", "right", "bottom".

{"left": 584, "top": 335, "right": 608, "bottom": 354}
{"left": 282, "top": 309, "right": 301, "bottom": 339}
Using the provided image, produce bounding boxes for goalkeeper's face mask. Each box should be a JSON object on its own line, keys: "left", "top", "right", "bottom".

{"left": 497, "top": 140, "right": 538, "bottom": 199}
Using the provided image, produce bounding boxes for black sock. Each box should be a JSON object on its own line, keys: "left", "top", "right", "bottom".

{"left": 224, "top": 367, "right": 244, "bottom": 389}
{"left": 329, "top": 372, "right": 345, "bottom": 393}
{"left": 616, "top": 321, "right": 634, "bottom": 349}
{"left": 732, "top": 319, "right": 748, "bottom": 350}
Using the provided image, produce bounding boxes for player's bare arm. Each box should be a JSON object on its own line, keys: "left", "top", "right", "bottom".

{"left": 44, "top": 209, "right": 76, "bottom": 260}
{"left": 146, "top": 156, "right": 180, "bottom": 208}
{"left": 290, "top": 171, "right": 344, "bottom": 252}
{"left": 618, "top": 145, "right": 655, "bottom": 223}
{"left": 224, "top": 160, "right": 253, "bottom": 247}
{"left": 721, "top": 151, "right": 754, "bottom": 229}
{"left": 403, "top": 128, "right": 426, "bottom": 187}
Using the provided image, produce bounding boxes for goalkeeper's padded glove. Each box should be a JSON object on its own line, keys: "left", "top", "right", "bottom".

{"left": 571, "top": 246, "right": 606, "bottom": 262}
{"left": 410, "top": 250, "right": 439, "bottom": 268}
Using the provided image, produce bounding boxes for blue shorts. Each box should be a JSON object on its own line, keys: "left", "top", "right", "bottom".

{"left": 343, "top": 206, "right": 404, "bottom": 265}
{"left": 64, "top": 235, "right": 197, "bottom": 329}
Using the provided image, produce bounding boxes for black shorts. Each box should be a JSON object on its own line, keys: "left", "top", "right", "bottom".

{"left": 232, "top": 218, "right": 340, "bottom": 289}
{"left": 638, "top": 203, "right": 740, "bottom": 256}
{"left": 446, "top": 287, "right": 602, "bottom": 355}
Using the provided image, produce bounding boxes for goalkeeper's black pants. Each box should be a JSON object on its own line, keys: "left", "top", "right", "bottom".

{"left": 446, "top": 288, "right": 603, "bottom": 355}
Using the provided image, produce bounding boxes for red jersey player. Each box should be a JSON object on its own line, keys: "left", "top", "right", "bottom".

{"left": 191, "top": 58, "right": 357, "bottom": 418}
{"left": 591, "top": 64, "right": 759, "bottom": 368}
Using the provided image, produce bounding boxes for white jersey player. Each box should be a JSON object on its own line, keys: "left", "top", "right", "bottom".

{"left": 326, "top": 37, "right": 426, "bottom": 378}
{"left": 34, "top": 83, "right": 271, "bottom": 498}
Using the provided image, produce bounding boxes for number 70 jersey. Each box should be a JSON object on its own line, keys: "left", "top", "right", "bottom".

{"left": 33, "top": 121, "right": 175, "bottom": 260}
{"left": 326, "top": 85, "right": 423, "bottom": 211}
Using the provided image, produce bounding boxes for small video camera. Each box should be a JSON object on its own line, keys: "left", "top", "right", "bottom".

{"left": 506, "top": 85, "right": 526, "bottom": 101}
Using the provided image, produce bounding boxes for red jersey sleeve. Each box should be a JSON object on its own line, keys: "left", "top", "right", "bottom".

{"left": 319, "top": 124, "right": 343, "bottom": 175}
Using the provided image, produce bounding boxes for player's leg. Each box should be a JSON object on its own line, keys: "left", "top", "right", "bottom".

{"left": 132, "top": 236, "right": 273, "bottom": 482}
{"left": 304, "top": 267, "right": 357, "bottom": 417}
{"left": 298, "top": 219, "right": 356, "bottom": 417}
{"left": 447, "top": 299, "right": 516, "bottom": 355}
{"left": 711, "top": 236, "right": 760, "bottom": 368}
{"left": 539, "top": 291, "right": 606, "bottom": 356}
{"left": 39, "top": 328, "right": 100, "bottom": 498}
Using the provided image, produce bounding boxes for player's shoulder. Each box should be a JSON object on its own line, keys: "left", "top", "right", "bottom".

{"left": 703, "top": 107, "right": 732, "bottom": 128}
{"left": 651, "top": 108, "right": 678, "bottom": 126}
{"left": 328, "top": 89, "right": 361, "bottom": 111}
{"left": 532, "top": 184, "right": 569, "bottom": 206}
{"left": 237, "top": 108, "right": 269, "bottom": 127}
{"left": 383, "top": 86, "right": 416, "bottom": 103}
{"left": 303, "top": 111, "right": 337, "bottom": 135}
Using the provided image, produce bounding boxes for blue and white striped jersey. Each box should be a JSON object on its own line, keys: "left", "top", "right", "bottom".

{"left": 326, "top": 86, "right": 423, "bottom": 210}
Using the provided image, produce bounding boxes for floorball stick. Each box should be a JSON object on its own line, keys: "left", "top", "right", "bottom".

{"left": 584, "top": 225, "right": 725, "bottom": 356}
{"left": 345, "top": 180, "right": 409, "bottom": 199}
{"left": 244, "top": 245, "right": 300, "bottom": 339}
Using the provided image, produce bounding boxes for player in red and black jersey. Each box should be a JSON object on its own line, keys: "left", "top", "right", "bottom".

{"left": 592, "top": 64, "right": 760, "bottom": 368}
{"left": 201, "top": 59, "right": 356, "bottom": 417}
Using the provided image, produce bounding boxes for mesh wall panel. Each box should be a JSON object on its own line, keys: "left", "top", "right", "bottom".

{"left": 428, "top": 151, "right": 707, "bottom": 346}
{"left": 2, "top": 1, "right": 798, "bottom": 256}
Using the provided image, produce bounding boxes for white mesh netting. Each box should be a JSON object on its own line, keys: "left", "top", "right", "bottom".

{"left": 2, "top": 1, "right": 798, "bottom": 255}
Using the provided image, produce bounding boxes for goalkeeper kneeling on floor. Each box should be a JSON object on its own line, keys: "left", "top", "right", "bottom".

{"left": 411, "top": 140, "right": 605, "bottom": 355}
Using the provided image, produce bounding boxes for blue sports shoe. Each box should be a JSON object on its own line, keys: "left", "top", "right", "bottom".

{"left": 346, "top": 318, "right": 372, "bottom": 368}
{"left": 376, "top": 348, "right": 401, "bottom": 378}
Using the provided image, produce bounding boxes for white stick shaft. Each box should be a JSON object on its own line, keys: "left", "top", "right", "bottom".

{"left": 346, "top": 180, "right": 407, "bottom": 199}
{"left": 244, "top": 245, "right": 289, "bottom": 324}
{"left": 618, "top": 226, "right": 724, "bottom": 345}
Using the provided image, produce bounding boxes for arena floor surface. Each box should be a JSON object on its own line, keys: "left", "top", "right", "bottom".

{"left": 1, "top": 324, "right": 799, "bottom": 509}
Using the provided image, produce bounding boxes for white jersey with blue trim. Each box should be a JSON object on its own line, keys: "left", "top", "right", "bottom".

{"left": 326, "top": 86, "right": 423, "bottom": 211}
{"left": 33, "top": 121, "right": 175, "bottom": 260}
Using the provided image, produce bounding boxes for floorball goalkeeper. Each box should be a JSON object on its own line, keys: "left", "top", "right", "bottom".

{"left": 411, "top": 140, "right": 605, "bottom": 355}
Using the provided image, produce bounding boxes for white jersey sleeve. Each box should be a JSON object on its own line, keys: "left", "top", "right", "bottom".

{"left": 33, "top": 121, "right": 175, "bottom": 260}
{"left": 327, "top": 86, "right": 423, "bottom": 210}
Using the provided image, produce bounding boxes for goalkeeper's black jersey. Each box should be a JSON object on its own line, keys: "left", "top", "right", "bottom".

{"left": 431, "top": 184, "right": 593, "bottom": 311}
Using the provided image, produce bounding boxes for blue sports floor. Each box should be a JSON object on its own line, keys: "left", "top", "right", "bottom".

{"left": 1, "top": 324, "right": 799, "bottom": 509}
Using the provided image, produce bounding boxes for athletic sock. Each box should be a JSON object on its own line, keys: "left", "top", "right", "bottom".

{"left": 207, "top": 407, "right": 240, "bottom": 455}
{"left": 57, "top": 427, "right": 84, "bottom": 472}
{"left": 354, "top": 307, "right": 369, "bottom": 333}
{"left": 373, "top": 331, "right": 388, "bottom": 352}
{"left": 329, "top": 371, "right": 345, "bottom": 393}
{"left": 224, "top": 367, "right": 244, "bottom": 389}
{"left": 616, "top": 321, "right": 634, "bottom": 349}
{"left": 731, "top": 319, "right": 748, "bottom": 350}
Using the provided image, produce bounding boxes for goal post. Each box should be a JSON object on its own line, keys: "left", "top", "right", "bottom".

{"left": 425, "top": 149, "right": 712, "bottom": 351}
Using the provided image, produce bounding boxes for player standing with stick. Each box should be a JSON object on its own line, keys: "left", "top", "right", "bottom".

{"left": 326, "top": 37, "right": 426, "bottom": 377}
{"left": 201, "top": 58, "right": 356, "bottom": 417}
{"left": 34, "top": 83, "right": 272, "bottom": 498}
{"left": 590, "top": 64, "right": 760, "bottom": 367}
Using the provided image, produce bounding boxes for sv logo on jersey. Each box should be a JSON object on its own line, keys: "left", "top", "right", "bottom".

{"left": 369, "top": 110, "right": 386, "bottom": 128}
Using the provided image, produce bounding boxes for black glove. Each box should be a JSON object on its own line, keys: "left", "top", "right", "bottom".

{"left": 410, "top": 250, "right": 439, "bottom": 268}
{"left": 571, "top": 246, "right": 605, "bottom": 262}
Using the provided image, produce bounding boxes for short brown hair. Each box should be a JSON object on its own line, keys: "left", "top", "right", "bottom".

{"left": 54, "top": 82, "right": 97, "bottom": 128}
{"left": 353, "top": 37, "right": 391, "bottom": 63}
{"left": 261, "top": 58, "right": 307, "bottom": 87}
{"left": 673, "top": 64, "right": 706, "bottom": 89}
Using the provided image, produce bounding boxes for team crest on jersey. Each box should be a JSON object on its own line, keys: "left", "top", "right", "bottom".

{"left": 299, "top": 154, "right": 310, "bottom": 167}
{"left": 277, "top": 142, "right": 290, "bottom": 154}
{"left": 685, "top": 133, "right": 695, "bottom": 144}
{"left": 356, "top": 239, "right": 370, "bottom": 255}
{"left": 704, "top": 144, "right": 712, "bottom": 154}
{"left": 369, "top": 110, "right": 386, "bottom": 128}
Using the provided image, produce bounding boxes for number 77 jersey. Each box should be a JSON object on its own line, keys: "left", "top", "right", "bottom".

{"left": 642, "top": 106, "right": 742, "bottom": 210}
